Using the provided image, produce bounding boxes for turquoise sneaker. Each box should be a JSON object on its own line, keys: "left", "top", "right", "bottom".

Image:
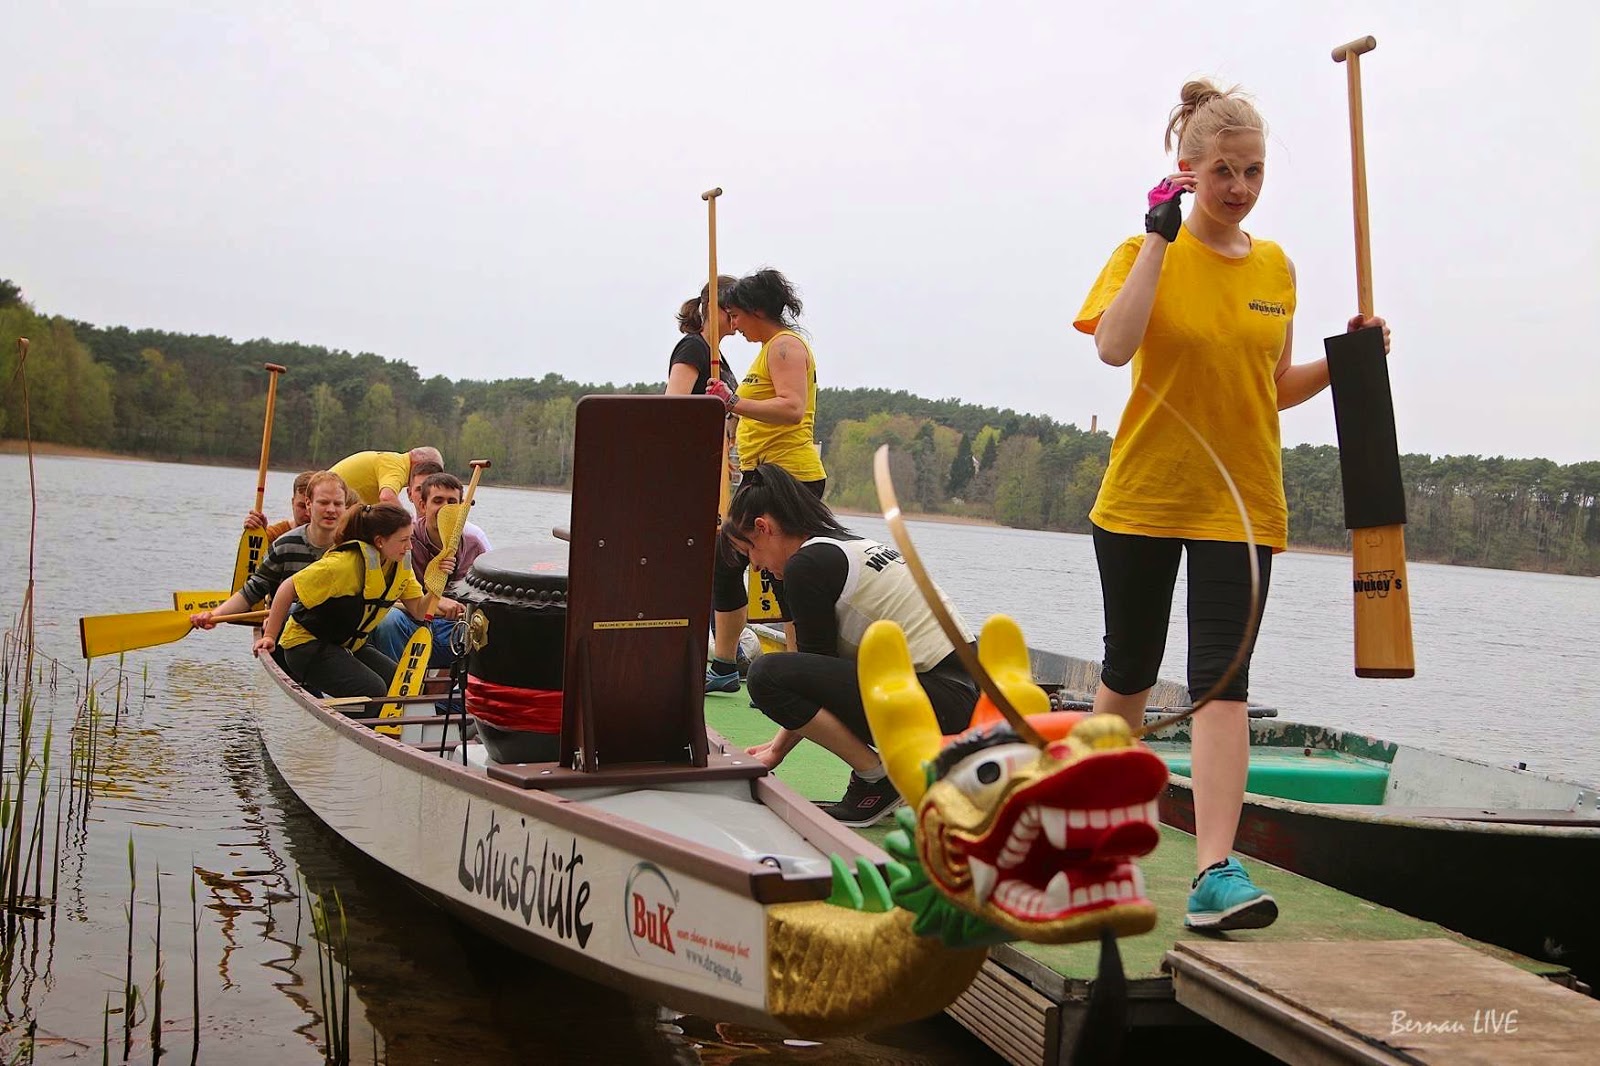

{"left": 705, "top": 665, "right": 741, "bottom": 694}
{"left": 1185, "top": 858, "right": 1278, "bottom": 931}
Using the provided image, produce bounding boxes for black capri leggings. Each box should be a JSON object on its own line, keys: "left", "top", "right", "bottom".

{"left": 712, "top": 476, "right": 827, "bottom": 613}
{"left": 1092, "top": 523, "right": 1273, "bottom": 704}
{"left": 747, "top": 651, "right": 978, "bottom": 743}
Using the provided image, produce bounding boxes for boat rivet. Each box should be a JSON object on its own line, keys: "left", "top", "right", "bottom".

{"left": 687, "top": 538, "right": 694, "bottom": 546}
{"left": 637, "top": 612, "right": 644, "bottom": 619}
{"left": 639, "top": 557, "right": 647, "bottom": 565}
{"left": 597, "top": 539, "right": 605, "bottom": 547}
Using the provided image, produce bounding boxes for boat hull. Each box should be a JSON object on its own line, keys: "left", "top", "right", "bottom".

{"left": 252, "top": 654, "right": 833, "bottom": 1032}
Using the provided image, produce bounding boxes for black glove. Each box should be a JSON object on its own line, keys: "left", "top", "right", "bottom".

{"left": 1144, "top": 179, "right": 1187, "bottom": 243}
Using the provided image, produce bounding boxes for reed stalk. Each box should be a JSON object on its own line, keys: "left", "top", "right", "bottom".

{"left": 123, "top": 837, "right": 136, "bottom": 1059}
{"left": 189, "top": 867, "right": 199, "bottom": 1066}
{"left": 151, "top": 865, "right": 164, "bottom": 1064}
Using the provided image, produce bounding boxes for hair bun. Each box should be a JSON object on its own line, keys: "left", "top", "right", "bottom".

{"left": 1179, "top": 79, "right": 1224, "bottom": 113}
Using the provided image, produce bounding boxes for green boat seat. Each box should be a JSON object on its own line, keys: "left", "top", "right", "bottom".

{"left": 1162, "top": 748, "right": 1391, "bottom": 805}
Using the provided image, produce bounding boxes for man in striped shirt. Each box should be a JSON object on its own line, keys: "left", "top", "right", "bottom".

{"left": 191, "top": 471, "right": 353, "bottom": 628}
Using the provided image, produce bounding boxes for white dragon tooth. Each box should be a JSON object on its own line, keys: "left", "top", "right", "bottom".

{"left": 970, "top": 858, "right": 998, "bottom": 906}
{"left": 1041, "top": 807, "right": 1068, "bottom": 849}
{"left": 1044, "top": 871, "right": 1072, "bottom": 912}
{"left": 1132, "top": 866, "right": 1147, "bottom": 899}
{"left": 1089, "top": 809, "right": 1108, "bottom": 829}
{"left": 1089, "top": 884, "right": 1105, "bottom": 903}
{"left": 1068, "top": 810, "right": 1088, "bottom": 829}
{"left": 1072, "top": 887, "right": 1089, "bottom": 906}
{"left": 1146, "top": 800, "right": 1160, "bottom": 822}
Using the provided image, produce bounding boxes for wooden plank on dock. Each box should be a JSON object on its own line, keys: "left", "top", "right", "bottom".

{"left": 947, "top": 958, "right": 1058, "bottom": 1066}
{"left": 1166, "top": 938, "right": 1600, "bottom": 1065}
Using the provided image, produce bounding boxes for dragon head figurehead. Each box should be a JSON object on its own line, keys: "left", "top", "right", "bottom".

{"left": 859, "top": 614, "right": 1168, "bottom": 944}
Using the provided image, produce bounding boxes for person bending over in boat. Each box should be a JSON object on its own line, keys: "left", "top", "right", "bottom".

{"left": 703, "top": 269, "right": 826, "bottom": 694}
{"left": 368, "top": 472, "right": 490, "bottom": 668}
{"left": 330, "top": 446, "right": 444, "bottom": 507}
{"left": 718, "top": 464, "right": 977, "bottom": 827}
{"left": 193, "top": 471, "right": 355, "bottom": 628}
{"left": 665, "top": 275, "right": 741, "bottom": 397}
{"left": 243, "top": 469, "right": 316, "bottom": 543}
{"left": 251, "top": 502, "right": 428, "bottom": 702}
{"left": 1073, "top": 79, "right": 1390, "bottom": 932}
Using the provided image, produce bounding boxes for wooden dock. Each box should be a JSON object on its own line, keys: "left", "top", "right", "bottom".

{"left": 704, "top": 690, "right": 1600, "bottom": 1064}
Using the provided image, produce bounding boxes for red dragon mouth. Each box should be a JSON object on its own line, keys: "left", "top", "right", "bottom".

{"left": 931, "top": 746, "right": 1168, "bottom": 923}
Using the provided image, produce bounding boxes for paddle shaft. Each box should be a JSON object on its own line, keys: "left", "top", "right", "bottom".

{"left": 703, "top": 187, "right": 731, "bottom": 518}
{"left": 253, "top": 364, "right": 287, "bottom": 515}
{"left": 1335, "top": 35, "right": 1415, "bottom": 678}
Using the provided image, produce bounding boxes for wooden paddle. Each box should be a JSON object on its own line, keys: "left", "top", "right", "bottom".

{"left": 231, "top": 363, "right": 288, "bottom": 592}
{"left": 702, "top": 186, "right": 732, "bottom": 520}
{"left": 1327, "top": 36, "right": 1415, "bottom": 678}
{"left": 80, "top": 608, "right": 267, "bottom": 660}
{"left": 376, "top": 459, "right": 490, "bottom": 735}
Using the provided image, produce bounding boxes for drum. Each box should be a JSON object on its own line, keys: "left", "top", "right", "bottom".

{"left": 456, "top": 547, "right": 568, "bottom": 741}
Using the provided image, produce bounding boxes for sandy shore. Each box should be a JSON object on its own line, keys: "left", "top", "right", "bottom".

{"left": 0, "top": 439, "right": 151, "bottom": 461}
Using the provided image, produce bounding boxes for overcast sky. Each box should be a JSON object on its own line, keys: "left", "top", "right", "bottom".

{"left": 5, "top": 1, "right": 1596, "bottom": 464}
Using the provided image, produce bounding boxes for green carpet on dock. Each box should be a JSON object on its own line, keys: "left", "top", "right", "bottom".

{"left": 703, "top": 686, "right": 1566, "bottom": 984}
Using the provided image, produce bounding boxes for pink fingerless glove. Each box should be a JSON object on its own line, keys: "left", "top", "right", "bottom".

{"left": 1145, "top": 179, "right": 1186, "bottom": 242}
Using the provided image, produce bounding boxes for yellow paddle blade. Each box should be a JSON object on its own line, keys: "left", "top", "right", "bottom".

{"left": 376, "top": 625, "right": 434, "bottom": 736}
{"left": 231, "top": 528, "right": 267, "bottom": 592}
{"left": 747, "top": 566, "right": 787, "bottom": 623}
{"left": 80, "top": 609, "right": 196, "bottom": 659}
{"left": 423, "top": 503, "right": 470, "bottom": 598}
{"left": 173, "top": 590, "right": 232, "bottom": 613}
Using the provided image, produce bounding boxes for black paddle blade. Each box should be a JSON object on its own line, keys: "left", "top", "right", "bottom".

{"left": 1325, "top": 326, "right": 1407, "bottom": 530}
{"left": 1068, "top": 925, "right": 1128, "bottom": 1065}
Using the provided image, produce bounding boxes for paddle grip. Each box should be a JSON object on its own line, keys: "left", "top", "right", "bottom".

{"left": 1332, "top": 36, "right": 1376, "bottom": 62}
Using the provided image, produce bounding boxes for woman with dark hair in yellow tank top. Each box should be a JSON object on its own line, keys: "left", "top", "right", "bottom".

{"left": 1075, "top": 80, "right": 1391, "bottom": 932}
{"left": 702, "top": 268, "right": 826, "bottom": 692}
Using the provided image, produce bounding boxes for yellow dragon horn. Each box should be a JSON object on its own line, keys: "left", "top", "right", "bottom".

{"left": 979, "top": 615, "right": 1052, "bottom": 722}
{"left": 858, "top": 620, "right": 944, "bottom": 806}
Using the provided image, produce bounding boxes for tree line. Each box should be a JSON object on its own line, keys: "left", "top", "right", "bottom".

{"left": 2, "top": 280, "right": 1595, "bottom": 576}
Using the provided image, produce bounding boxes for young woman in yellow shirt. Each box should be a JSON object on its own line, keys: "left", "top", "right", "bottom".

{"left": 1075, "top": 80, "right": 1390, "bottom": 931}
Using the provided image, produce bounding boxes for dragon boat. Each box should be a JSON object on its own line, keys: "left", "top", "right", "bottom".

{"left": 252, "top": 396, "right": 1173, "bottom": 1039}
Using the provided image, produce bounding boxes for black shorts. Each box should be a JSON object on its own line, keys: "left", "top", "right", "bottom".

{"left": 747, "top": 650, "right": 977, "bottom": 741}
{"left": 1091, "top": 523, "right": 1273, "bottom": 704}
{"left": 712, "top": 477, "right": 827, "bottom": 613}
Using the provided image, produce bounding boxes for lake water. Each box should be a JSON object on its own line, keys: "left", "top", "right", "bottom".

{"left": 1, "top": 453, "right": 1596, "bottom": 1063}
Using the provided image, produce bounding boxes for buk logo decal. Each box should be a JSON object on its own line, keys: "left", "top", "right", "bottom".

{"left": 1248, "top": 299, "right": 1288, "bottom": 317}
{"left": 1354, "top": 570, "right": 1401, "bottom": 598}
{"left": 624, "top": 862, "right": 678, "bottom": 957}
{"left": 457, "top": 802, "right": 593, "bottom": 948}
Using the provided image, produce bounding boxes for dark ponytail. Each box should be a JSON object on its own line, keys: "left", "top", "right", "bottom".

{"left": 723, "top": 269, "right": 803, "bottom": 328}
{"left": 333, "top": 502, "right": 412, "bottom": 546}
{"left": 718, "top": 464, "right": 847, "bottom": 562}
{"left": 676, "top": 274, "right": 739, "bottom": 334}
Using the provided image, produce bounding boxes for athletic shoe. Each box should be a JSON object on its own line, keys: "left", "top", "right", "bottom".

{"left": 1184, "top": 857, "right": 1279, "bottom": 931}
{"left": 820, "top": 773, "right": 904, "bottom": 828}
{"left": 705, "top": 665, "right": 741, "bottom": 694}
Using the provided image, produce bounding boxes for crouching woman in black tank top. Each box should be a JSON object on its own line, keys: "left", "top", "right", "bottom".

{"left": 717, "top": 464, "right": 978, "bottom": 827}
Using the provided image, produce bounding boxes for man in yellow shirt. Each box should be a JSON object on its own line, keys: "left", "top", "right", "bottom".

{"left": 330, "top": 446, "right": 444, "bottom": 506}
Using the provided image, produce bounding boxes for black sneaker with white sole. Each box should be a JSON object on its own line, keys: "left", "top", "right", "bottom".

{"left": 820, "top": 772, "right": 904, "bottom": 828}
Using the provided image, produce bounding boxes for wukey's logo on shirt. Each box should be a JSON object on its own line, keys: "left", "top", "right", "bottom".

{"left": 1247, "top": 299, "right": 1288, "bottom": 317}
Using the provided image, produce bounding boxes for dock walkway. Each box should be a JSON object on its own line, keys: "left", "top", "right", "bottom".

{"left": 704, "top": 689, "right": 1597, "bottom": 1064}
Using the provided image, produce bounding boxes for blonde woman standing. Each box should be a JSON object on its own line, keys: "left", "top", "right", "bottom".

{"left": 1074, "top": 80, "right": 1390, "bottom": 931}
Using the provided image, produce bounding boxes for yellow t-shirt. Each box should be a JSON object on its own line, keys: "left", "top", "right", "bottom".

{"left": 329, "top": 451, "right": 411, "bottom": 505}
{"left": 279, "top": 542, "right": 424, "bottom": 651}
{"left": 1074, "top": 228, "right": 1294, "bottom": 549}
{"left": 735, "top": 330, "right": 827, "bottom": 482}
